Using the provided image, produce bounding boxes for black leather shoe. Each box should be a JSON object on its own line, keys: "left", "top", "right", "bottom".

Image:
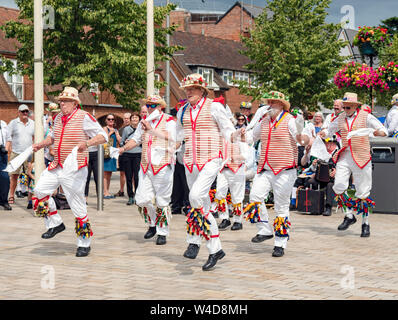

{"left": 41, "top": 223, "right": 66, "bottom": 239}
{"left": 27, "top": 202, "right": 33, "bottom": 209}
{"left": 16, "top": 191, "right": 24, "bottom": 198}
{"left": 218, "top": 219, "right": 231, "bottom": 230}
{"left": 361, "top": 223, "right": 370, "bottom": 237}
{"left": 272, "top": 246, "right": 284, "bottom": 257}
{"left": 231, "top": 222, "right": 243, "bottom": 231}
{"left": 323, "top": 206, "right": 332, "bottom": 216}
{"left": 183, "top": 243, "right": 200, "bottom": 259}
{"left": 1, "top": 203, "right": 12, "bottom": 210}
{"left": 251, "top": 234, "right": 273, "bottom": 243}
{"left": 76, "top": 246, "right": 91, "bottom": 257}
{"left": 337, "top": 215, "right": 357, "bottom": 230}
{"left": 156, "top": 235, "right": 167, "bottom": 245}
{"left": 144, "top": 226, "right": 157, "bottom": 239}
{"left": 202, "top": 250, "right": 226, "bottom": 271}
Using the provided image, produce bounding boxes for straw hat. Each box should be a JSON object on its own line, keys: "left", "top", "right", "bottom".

{"left": 57, "top": 87, "right": 81, "bottom": 104}
{"left": 144, "top": 94, "right": 167, "bottom": 108}
{"left": 261, "top": 91, "right": 290, "bottom": 111}
{"left": 179, "top": 73, "right": 209, "bottom": 93}
{"left": 46, "top": 102, "right": 60, "bottom": 113}
{"left": 391, "top": 93, "right": 398, "bottom": 106}
{"left": 342, "top": 92, "right": 362, "bottom": 107}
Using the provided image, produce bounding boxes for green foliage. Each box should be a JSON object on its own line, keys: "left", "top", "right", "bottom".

{"left": 239, "top": 0, "right": 346, "bottom": 111}
{"left": 380, "top": 17, "right": 398, "bottom": 36}
{"left": 0, "top": 0, "right": 180, "bottom": 110}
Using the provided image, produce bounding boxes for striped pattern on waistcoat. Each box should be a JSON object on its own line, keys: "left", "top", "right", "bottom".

{"left": 257, "top": 112, "right": 297, "bottom": 175}
{"left": 140, "top": 113, "right": 173, "bottom": 175}
{"left": 332, "top": 110, "right": 371, "bottom": 168}
{"left": 221, "top": 139, "right": 244, "bottom": 173}
{"left": 48, "top": 108, "right": 89, "bottom": 171}
{"left": 183, "top": 98, "right": 224, "bottom": 173}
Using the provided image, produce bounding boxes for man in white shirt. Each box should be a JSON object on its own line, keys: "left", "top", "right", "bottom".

{"left": 32, "top": 87, "right": 108, "bottom": 257}
{"left": 322, "top": 99, "right": 343, "bottom": 131}
{"left": 384, "top": 93, "right": 398, "bottom": 137}
{"left": 120, "top": 95, "right": 176, "bottom": 246}
{"left": 0, "top": 120, "right": 11, "bottom": 210}
{"left": 319, "top": 92, "right": 387, "bottom": 237}
{"left": 7, "top": 104, "right": 35, "bottom": 204}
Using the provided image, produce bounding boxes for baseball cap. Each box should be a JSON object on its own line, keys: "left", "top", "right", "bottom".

{"left": 18, "top": 104, "right": 29, "bottom": 112}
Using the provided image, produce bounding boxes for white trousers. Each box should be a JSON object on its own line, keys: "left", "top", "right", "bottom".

{"left": 34, "top": 166, "right": 90, "bottom": 248}
{"left": 135, "top": 165, "right": 174, "bottom": 236}
{"left": 333, "top": 150, "right": 372, "bottom": 221}
{"left": 185, "top": 158, "right": 223, "bottom": 254}
{"left": 249, "top": 169, "right": 297, "bottom": 249}
{"left": 215, "top": 166, "right": 245, "bottom": 223}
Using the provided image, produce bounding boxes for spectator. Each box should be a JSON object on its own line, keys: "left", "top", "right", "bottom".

{"left": 312, "top": 111, "right": 324, "bottom": 135}
{"left": 240, "top": 101, "right": 253, "bottom": 122}
{"left": 103, "top": 113, "right": 121, "bottom": 199}
{"left": 384, "top": 93, "right": 398, "bottom": 137}
{"left": 44, "top": 103, "right": 60, "bottom": 167}
{"left": 235, "top": 113, "right": 247, "bottom": 129}
{"left": 7, "top": 104, "right": 35, "bottom": 205}
{"left": 140, "top": 105, "right": 148, "bottom": 120}
{"left": 119, "top": 112, "right": 142, "bottom": 205}
{"left": 0, "top": 119, "right": 11, "bottom": 210}
{"left": 115, "top": 112, "right": 132, "bottom": 198}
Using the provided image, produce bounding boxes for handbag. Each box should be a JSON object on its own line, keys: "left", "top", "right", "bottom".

{"left": 103, "top": 143, "right": 110, "bottom": 159}
{"left": 315, "top": 160, "right": 330, "bottom": 183}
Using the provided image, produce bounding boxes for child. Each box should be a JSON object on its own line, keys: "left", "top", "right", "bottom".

{"left": 26, "top": 159, "right": 35, "bottom": 209}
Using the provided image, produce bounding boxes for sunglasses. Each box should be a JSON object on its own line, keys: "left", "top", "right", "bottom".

{"left": 20, "top": 110, "right": 29, "bottom": 114}
{"left": 146, "top": 104, "right": 158, "bottom": 109}
{"left": 343, "top": 106, "right": 353, "bottom": 110}
{"left": 107, "top": 118, "right": 115, "bottom": 121}
{"left": 238, "top": 118, "right": 245, "bottom": 121}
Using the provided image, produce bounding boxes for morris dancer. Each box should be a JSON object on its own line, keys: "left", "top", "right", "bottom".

{"left": 176, "top": 73, "right": 244, "bottom": 271}
{"left": 320, "top": 92, "right": 387, "bottom": 237}
{"left": 245, "top": 91, "right": 310, "bottom": 257}
{"left": 119, "top": 95, "right": 176, "bottom": 245}
{"left": 32, "top": 87, "right": 107, "bottom": 257}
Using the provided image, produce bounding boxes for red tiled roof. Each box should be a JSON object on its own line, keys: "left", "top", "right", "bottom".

{"left": 0, "top": 6, "right": 21, "bottom": 54}
{"left": 0, "top": 73, "right": 17, "bottom": 102}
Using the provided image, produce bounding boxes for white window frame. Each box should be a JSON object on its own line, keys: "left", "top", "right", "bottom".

{"left": 196, "top": 67, "right": 214, "bottom": 87}
{"left": 222, "top": 70, "right": 234, "bottom": 85}
{"left": 3, "top": 59, "right": 23, "bottom": 100}
{"left": 235, "top": 71, "right": 250, "bottom": 84}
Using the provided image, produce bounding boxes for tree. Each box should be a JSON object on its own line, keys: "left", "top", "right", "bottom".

{"left": 380, "top": 17, "right": 398, "bottom": 36}
{"left": 0, "top": 0, "right": 180, "bottom": 109}
{"left": 238, "top": 0, "right": 346, "bottom": 111}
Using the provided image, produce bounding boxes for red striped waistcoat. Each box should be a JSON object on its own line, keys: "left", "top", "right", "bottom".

{"left": 48, "top": 108, "right": 88, "bottom": 171}
{"left": 221, "top": 139, "right": 244, "bottom": 173}
{"left": 183, "top": 98, "right": 224, "bottom": 173}
{"left": 258, "top": 111, "right": 297, "bottom": 175}
{"left": 332, "top": 110, "right": 371, "bottom": 168}
{"left": 140, "top": 113, "right": 173, "bottom": 175}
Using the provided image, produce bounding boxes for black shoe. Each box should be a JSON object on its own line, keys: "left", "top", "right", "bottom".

{"left": 156, "top": 235, "right": 167, "bottom": 245}
{"left": 183, "top": 243, "right": 200, "bottom": 259}
{"left": 323, "top": 206, "right": 332, "bottom": 216}
{"left": 272, "top": 246, "right": 284, "bottom": 257}
{"left": 126, "top": 197, "right": 135, "bottom": 205}
{"left": 251, "top": 234, "right": 273, "bottom": 243}
{"left": 27, "top": 202, "right": 33, "bottom": 209}
{"left": 202, "top": 250, "right": 226, "bottom": 271}
{"left": 1, "top": 203, "right": 12, "bottom": 210}
{"left": 41, "top": 223, "right": 66, "bottom": 239}
{"left": 231, "top": 222, "right": 243, "bottom": 231}
{"left": 338, "top": 215, "right": 357, "bottom": 231}
{"left": 114, "top": 191, "right": 124, "bottom": 197}
{"left": 218, "top": 219, "right": 231, "bottom": 230}
{"left": 361, "top": 223, "right": 370, "bottom": 237}
{"left": 171, "top": 208, "right": 182, "bottom": 215}
{"left": 76, "top": 246, "right": 91, "bottom": 257}
{"left": 144, "top": 226, "right": 157, "bottom": 239}
{"left": 16, "top": 191, "right": 24, "bottom": 198}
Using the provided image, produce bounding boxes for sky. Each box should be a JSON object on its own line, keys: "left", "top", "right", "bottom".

{"left": 0, "top": 0, "right": 397, "bottom": 29}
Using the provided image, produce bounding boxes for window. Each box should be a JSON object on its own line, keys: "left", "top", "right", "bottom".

{"left": 197, "top": 67, "right": 214, "bottom": 87}
{"left": 249, "top": 74, "right": 258, "bottom": 88}
{"left": 222, "top": 70, "right": 234, "bottom": 85}
{"left": 3, "top": 59, "right": 23, "bottom": 100}
{"left": 235, "top": 71, "right": 249, "bottom": 83}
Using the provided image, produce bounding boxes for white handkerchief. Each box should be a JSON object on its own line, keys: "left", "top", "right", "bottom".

{"left": 246, "top": 105, "right": 271, "bottom": 131}
{"left": 3, "top": 146, "right": 33, "bottom": 173}
{"left": 151, "top": 147, "right": 166, "bottom": 166}
{"left": 347, "top": 128, "right": 375, "bottom": 140}
{"left": 310, "top": 136, "right": 331, "bottom": 161}
{"left": 295, "top": 114, "right": 304, "bottom": 135}
{"left": 110, "top": 147, "right": 120, "bottom": 160}
{"left": 145, "top": 109, "right": 160, "bottom": 123}
{"left": 62, "top": 146, "right": 79, "bottom": 176}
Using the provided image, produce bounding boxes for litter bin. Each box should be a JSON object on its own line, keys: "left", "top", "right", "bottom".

{"left": 370, "top": 137, "right": 398, "bottom": 214}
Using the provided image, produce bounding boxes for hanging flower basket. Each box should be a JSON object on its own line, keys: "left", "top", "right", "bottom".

{"left": 353, "top": 26, "right": 391, "bottom": 56}
{"left": 377, "top": 61, "right": 398, "bottom": 92}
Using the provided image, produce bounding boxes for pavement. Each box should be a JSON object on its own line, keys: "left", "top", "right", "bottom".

{"left": 1, "top": 172, "right": 398, "bottom": 300}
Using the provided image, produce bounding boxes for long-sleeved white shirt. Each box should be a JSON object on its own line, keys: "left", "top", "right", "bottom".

{"left": 175, "top": 97, "right": 236, "bottom": 143}
{"left": 384, "top": 105, "right": 398, "bottom": 136}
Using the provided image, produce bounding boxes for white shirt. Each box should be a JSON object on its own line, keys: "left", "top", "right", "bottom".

{"left": 325, "top": 111, "right": 387, "bottom": 138}
{"left": 7, "top": 118, "right": 35, "bottom": 154}
{"left": 130, "top": 111, "right": 176, "bottom": 145}
{"left": 175, "top": 97, "right": 236, "bottom": 143}
{"left": 50, "top": 110, "right": 108, "bottom": 142}
{"left": 384, "top": 105, "right": 398, "bottom": 136}
{"left": 0, "top": 120, "right": 11, "bottom": 146}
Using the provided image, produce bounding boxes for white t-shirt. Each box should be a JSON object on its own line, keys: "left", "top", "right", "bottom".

{"left": 7, "top": 118, "right": 35, "bottom": 154}
{"left": 0, "top": 120, "right": 11, "bottom": 146}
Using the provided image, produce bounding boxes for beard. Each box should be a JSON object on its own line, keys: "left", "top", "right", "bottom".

{"left": 269, "top": 107, "right": 280, "bottom": 118}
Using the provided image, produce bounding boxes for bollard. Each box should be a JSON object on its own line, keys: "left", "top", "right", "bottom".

{"left": 97, "top": 144, "right": 104, "bottom": 212}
